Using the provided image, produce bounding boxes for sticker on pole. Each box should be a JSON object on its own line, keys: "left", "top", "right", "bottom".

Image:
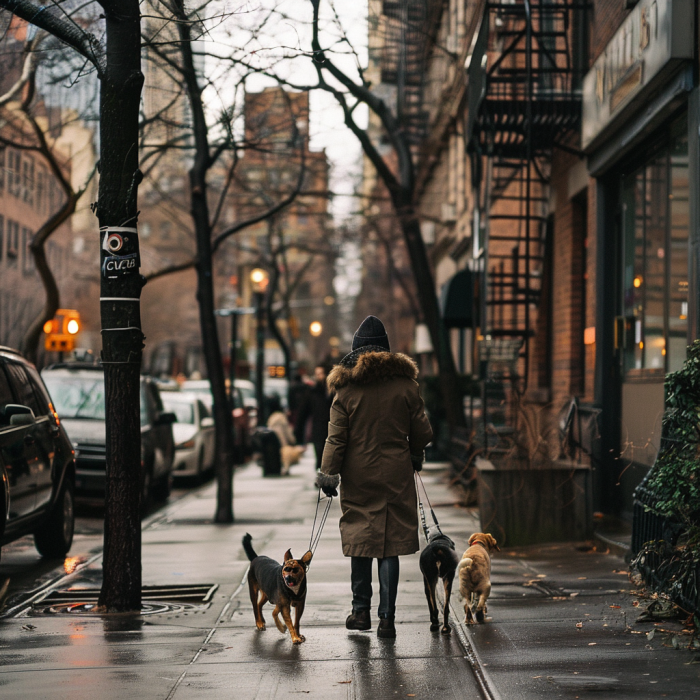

{"left": 103, "top": 252, "right": 138, "bottom": 278}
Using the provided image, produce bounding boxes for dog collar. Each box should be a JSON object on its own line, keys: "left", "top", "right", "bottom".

{"left": 472, "top": 540, "right": 489, "bottom": 551}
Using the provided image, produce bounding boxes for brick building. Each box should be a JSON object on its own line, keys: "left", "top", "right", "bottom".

{"left": 363, "top": 0, "right": 698, "bottom": 519}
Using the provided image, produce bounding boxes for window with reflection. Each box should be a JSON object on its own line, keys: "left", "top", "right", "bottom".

{"left": 621, "top": 116, "right": 689, "bottom": 375}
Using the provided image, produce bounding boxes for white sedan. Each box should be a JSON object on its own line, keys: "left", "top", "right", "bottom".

{"left": 161, "top": 392, "right": 215, "bottom": 479}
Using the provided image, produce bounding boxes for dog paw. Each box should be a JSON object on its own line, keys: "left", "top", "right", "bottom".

{"left": 441, "top": 624, "right": 452, "bottom": 635}
{"left": 429, "top": 622, "right": 440, "bottom": 632}
{"left": 292, "top": 635, "right": 306, "bottom": 644}
{"left": 476, "top": 610, "right": 485, "bottom": 624}
{"left": 256, "top": 623, "right": 266, "bottom": 631}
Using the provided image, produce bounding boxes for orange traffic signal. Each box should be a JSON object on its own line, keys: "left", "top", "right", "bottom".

{"left": 44, "top": 309, "right": 81, "bottom": 352}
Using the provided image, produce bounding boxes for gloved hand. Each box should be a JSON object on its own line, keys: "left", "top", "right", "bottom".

{"left": 410, "top": 451, "right": 425, "bottom": 472}
{"left": 315, "top": 472, "right": 340, "bottom": 498}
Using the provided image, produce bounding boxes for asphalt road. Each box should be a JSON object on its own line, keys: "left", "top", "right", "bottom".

{"left": 0, "top": 477, "right": 207, "bottom": 614}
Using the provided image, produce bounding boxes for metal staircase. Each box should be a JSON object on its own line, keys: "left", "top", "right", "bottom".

{"left": 469, "top": 0, "right": 585, "bottom": 389}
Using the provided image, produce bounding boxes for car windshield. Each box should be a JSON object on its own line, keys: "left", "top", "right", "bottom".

{"left": 162, "top": 397, "right": 194, "bottom": 424}
{"left": 43, "top": 376, "right": 106, "bottom": 420}
{"left": 43, "top": 374, "right": 148, "bottom": 425}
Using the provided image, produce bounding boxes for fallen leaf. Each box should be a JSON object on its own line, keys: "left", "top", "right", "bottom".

{"left": 553, "top": 596, "right": 567, "bottom": 600}
{"left": 337, "top": 681, "right": 352, "bottom": 685}
{"left": 578, "top": 577, "right": 587, "bottom": 580}
{"left": 588, "top": 642, "right": 597, "bottom": 646}
{"left": 569, "top": 592, "right": 579, "bottom": 597}
{"left": 407, "top": 695, "right": 416, "bottom": 698}
{"left": 632, "top": 601, "right": 640, "bottom": 607}
{"left": 647, "top": 629, "right": 655, "bottom": 641}
{"left": 609, "top": 605, "right": 621, "bottom": 609}
{"left": 576, "top": 622, "right": 583, "bottom": 628}
{"left": 537, "top": 574, "right": 546, "bottom": 578}
{"left": 532, "top": 676, "right": 542, "bottom": 679}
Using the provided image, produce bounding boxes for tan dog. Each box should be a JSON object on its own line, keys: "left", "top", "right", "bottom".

{"left": 457, "top": 533, "right": 500, "bottom": 624}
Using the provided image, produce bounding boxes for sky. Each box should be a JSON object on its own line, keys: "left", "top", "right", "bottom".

{"left": 205, "top": 0, "right": 369, "bottom": 222}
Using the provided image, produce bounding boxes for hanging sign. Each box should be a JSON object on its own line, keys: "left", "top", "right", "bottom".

{"left": 582, "top": 0, "right": 694, "bottom": 151}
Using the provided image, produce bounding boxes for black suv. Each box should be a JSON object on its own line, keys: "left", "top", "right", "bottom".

{"left": 41, "top": 364, "right": 176, "bottom": 507}
{"left": 0, "top": 347, "right": 75, "bottom": 563}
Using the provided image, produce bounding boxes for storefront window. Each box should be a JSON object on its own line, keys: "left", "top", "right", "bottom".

{"left": 621, "top": 117, "right": 689, "bottom": 375}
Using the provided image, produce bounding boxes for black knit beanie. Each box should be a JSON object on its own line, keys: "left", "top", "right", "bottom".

{"left": 352, "top": 315, "right": 390, "bottom": 352}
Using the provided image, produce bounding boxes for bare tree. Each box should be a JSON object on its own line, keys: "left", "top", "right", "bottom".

{"left": 0, "top": 0, "right": 146, "bottom": 612}
{"left": 0, "top": 43, "right": 96, "bottom": 363}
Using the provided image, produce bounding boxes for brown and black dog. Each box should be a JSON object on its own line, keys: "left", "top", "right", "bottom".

{"left": 242, "top": 533, "right": 313, "bottom": 644}
{"left": 457, "top": 533, "right": 500, "bottom": 624}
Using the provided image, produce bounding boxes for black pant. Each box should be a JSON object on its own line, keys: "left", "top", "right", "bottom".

{"left": 351, "top": 556, "right": 399, "bottom": 618}
{"left": 312, "top": 440, "right": 325, "bottom": 471}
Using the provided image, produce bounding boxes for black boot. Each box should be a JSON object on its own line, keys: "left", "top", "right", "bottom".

{"left": 346, "top": 609, "right": 371, "bottom": 630}
{"left": 377, "top": 616, "right": 396, "bottom": 639}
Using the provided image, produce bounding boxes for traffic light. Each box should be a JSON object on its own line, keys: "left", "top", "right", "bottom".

{"left": 44, "top": 309, "right": 81, "bottom": 352}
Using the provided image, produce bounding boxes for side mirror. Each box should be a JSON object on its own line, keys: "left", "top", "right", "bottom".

{"left": 201, "top": 416, "right": 214, "bottom": 428}
{"left": 6, "top": 404, "right": 36, "bottom": 426}
{"left": 157, "top": 412, "right": 177, "bottom": 426}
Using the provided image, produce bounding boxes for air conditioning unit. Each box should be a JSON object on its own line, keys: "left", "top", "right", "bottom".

{"left": 441, "top": 203, "right": 457, "bottom": 223}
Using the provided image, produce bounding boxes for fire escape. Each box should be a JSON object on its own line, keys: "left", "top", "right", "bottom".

{"left": 467, "top": 0, "right": 584, "bottom": 437}
{"left": 380, "top": 1, "right": 433, "bottom": 150}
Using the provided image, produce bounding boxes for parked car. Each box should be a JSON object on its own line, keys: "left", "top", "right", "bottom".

{"left": 0, "top": 347, "right": 75, "bottom": 563}
{"left": 181, "top": 378, "right": 253, "bottom": 462}
{"left": 161, "top": 392, "right": 215, "bottom": 479}
{"left": 41, "top": 364, "right": 176, "bottom": 508}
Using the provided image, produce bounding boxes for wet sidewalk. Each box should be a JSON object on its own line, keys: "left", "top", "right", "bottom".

{"left": 0, "top": 455, "right": 483, "bottom": 700}
{"left": 1, "top": 455, "right": 698, "bottom": 699}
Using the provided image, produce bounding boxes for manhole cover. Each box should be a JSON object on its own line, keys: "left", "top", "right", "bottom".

{"left": 30, "top": 602, "right": 202, "bottom": 616}
{"left": 28, "top": 584, "right": 219, "bottom": 616}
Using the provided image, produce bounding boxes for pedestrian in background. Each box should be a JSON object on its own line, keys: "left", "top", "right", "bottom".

{"left": 267, "top": 395, "right": 305, "bottom": 475}
{"left": 316, "top": 316, "right": 433, "bottom": 638}
{"left": 295, "top": 363, "right": 333, "bottom": 471}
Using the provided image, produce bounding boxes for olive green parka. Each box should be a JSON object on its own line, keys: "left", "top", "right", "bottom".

{"left": 320, "top": 349, "right": 433, "bottom": 558}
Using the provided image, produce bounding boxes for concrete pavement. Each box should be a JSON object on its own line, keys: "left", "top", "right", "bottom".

{"left": 0, "top": 455, "right": 697, "bottom": 699}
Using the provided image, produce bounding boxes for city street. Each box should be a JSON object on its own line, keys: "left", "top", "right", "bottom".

{"left": 0, "top": 456, "right": 697, "bottom": 699}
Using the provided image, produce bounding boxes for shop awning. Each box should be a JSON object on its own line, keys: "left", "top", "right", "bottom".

{"left": 441, "top": 269, "right": 474, "bottom": 329}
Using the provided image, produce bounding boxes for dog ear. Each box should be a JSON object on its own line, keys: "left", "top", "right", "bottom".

{"left": 300, "top": 550, "right": 313, "bottom": 568}
{"left": 284, "top": 549, "right": 293, "bottom": 561}
{"left": 487, "top": 534, "right": 500, "bottom": 551}
{"left": 468, "top": 533, "right": 477, "bottom": 545}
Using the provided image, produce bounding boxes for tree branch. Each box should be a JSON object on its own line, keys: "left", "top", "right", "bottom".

{"left": 0, "top": 0, "right": 106, "bottom": 74}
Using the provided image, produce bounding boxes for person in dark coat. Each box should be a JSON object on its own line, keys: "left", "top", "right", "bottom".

{"left": 295, "top": 364, "right": 333, "bottom": 470}
{"left": 316, "top": 316, "right": 433, "bottom": 638}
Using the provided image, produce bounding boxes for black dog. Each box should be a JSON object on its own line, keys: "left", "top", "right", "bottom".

{"left": 419, "top": 530, "right": 460, "bottom": 634}
{"left": 242, "top": 533, "right": 312, "bottom": 644}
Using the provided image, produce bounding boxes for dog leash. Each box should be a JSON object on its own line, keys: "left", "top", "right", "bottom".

{"left": 308, "top": 490, "right": 333, "bottom": 558}
{"left": 415, "top": 471, "right": 443, "bottom": 543}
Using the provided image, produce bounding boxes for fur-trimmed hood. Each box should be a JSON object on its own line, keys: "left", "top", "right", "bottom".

{"left": 327, "top": 350, "right": 418, "bottom": 390}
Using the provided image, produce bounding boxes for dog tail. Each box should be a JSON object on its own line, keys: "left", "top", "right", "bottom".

{"left": 242, "top": 533, "right": 258, "bottom": 562}
{"left": 457, "top": 557, "right": 473, "bottom": 574}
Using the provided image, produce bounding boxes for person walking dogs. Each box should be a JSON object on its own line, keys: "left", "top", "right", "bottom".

{"left": 315, "top": 316, "right": 433, "bottom": 639}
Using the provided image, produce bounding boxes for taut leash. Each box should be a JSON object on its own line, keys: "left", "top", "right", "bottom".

{"left": 415, "top": 471, "right": 443, "bottom": 543}
{"left": 308, "top": 489, "right": 333, "bottom": 557}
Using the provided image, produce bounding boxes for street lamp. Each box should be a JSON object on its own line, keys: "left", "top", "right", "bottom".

{"left": 250, "top": 268, "right": 269, "bottom": 424}
{"left": 309, "top": 320, "right": 323, "bottom": 337}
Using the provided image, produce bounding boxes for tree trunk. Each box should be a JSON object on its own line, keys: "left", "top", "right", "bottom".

{"left": 266, "top": 264, "right": 292, "bottom": 390}
{"left": 97, "top": 0, "right": 145, "bottom": 612}
{"left": 393, "top": 193, "right": 466, "bottom": 429}
{"left": 175, "top": 0, "right": 236, "bottom": 523}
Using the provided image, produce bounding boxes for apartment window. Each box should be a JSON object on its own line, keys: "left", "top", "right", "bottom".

{"left": 0, "top": 147, "right": 5, "bottom": 194}
{"left": 22, "top": 156, "right": 34, "bottom": 204}
{"left": 7, "top": 220, "right": 19, "bottom": 265}
{"left": 0, "top": 215, "right": 4, "bottom": 263}
{"left": 36, "top": 166, "right": 46, "bottom": 214}
{"left": 621, "top": 116, "right": 688, "bottom": 375}
{"left": 7, "top": 150, "right": 21, "bottom": 197}
{"left": 22, "top": 228, "right": 34, "bottom": 274}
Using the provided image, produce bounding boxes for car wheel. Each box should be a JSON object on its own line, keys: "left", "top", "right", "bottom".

{"left": 34, "top": 477, "right": 75, "bottom": 558}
